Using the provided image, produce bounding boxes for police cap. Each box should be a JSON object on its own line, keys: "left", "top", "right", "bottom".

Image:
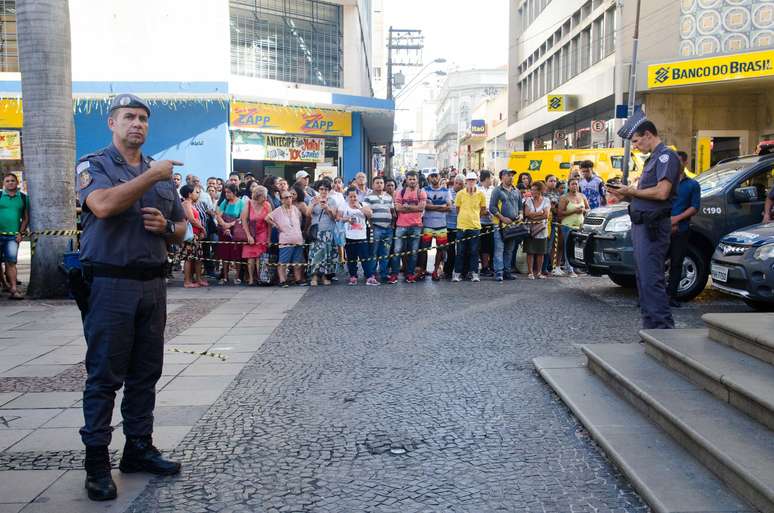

{"left": 617, "top": 109, "right": 647, "bottom": 140}
{"left": 109, "top": 93, "right": 151, "bottom": 118}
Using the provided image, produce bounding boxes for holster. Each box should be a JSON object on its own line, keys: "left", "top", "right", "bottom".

{"left": 628, "top": 206, "right": 671, "bottom": 242}
{"left": 66, "top": 267, "right": 91, "bottom": 319}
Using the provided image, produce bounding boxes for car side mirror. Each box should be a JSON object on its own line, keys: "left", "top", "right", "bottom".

{"left": 733, "top": 186, "right": 759, "bottom": 203}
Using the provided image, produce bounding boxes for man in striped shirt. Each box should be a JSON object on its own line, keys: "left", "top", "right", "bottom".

{"left": 363, "top": 176, "right": 395, "bottom": 284}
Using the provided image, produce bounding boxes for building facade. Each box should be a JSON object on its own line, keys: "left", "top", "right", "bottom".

{"left": 433, "top": 68, "right": 507, "bottom": 170}
{"left": 507, "top": 0, "right": 774, "bottom": 171}
{"left": 0, "top": 0, "right": 393, "bottom": 184}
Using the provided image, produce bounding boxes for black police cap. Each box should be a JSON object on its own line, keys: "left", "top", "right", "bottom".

{"left": 109, "top": 94, "right": 151, "bottom": 117}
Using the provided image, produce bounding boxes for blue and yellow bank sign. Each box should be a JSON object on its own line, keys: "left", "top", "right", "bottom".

{"left": 230, "top": 101, "right": 352, "bottom": 137}
{"left": 647, "top": 49, "right": 774, "bottom": 89}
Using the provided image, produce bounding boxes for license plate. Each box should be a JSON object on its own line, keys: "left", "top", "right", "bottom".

{"left": 711, "top": 264, "right": 729, "bottom": 283}
{"left": 574, "top": 246, "right": 585, "bottom": 262}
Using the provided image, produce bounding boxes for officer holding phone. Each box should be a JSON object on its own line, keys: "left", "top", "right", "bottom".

{"left": 77, "top": 94, "right": 186, "bottom": 501}
{"left": 609, "top": 112, "right": 681, "bottom": 329}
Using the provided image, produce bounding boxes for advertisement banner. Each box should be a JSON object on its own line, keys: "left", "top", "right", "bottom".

{"left": 230, "top": 101, "right": 352, "bottom": 137}
{"left": 647, "top": 49, "right": 774, "bottom": 89}
{"left": 0, "top": 130, "right": 21, "bottom": 160}
{"left": 0, "top": 100, "right": 22, "bottom": 129}
{"left": 470, "top": 119, "right": 486, "bottom": 136}
{"left": 232, "top": 132, "right": 325, "bottom": 163}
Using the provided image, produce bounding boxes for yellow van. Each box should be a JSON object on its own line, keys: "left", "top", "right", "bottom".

{"left": 507, "top": 149, "right": 646, "bottom": 183}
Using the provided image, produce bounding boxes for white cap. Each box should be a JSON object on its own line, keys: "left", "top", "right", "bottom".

{"left": 295, "top": 170, "right": 310, "bottom": 180}
{"left": 465, "top": 172, "right": 478, "bottom": 181}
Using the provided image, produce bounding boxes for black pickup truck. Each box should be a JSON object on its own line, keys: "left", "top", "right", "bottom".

{"left": 567, "top": 153, "right": 774, "bottom": 301}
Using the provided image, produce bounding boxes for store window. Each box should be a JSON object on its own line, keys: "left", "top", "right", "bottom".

{"left": 230, "top": 0, "right": 343, "bottom": 88}
{"left": 0, "top": 0, "right": 17, "bottom": 73}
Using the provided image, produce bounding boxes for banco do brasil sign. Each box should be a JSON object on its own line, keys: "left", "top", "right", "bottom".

{"left": 647, "top": 49, "right": 774, "bottom": 89}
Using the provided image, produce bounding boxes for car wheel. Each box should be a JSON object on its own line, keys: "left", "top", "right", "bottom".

{"left": 744, "top": 299, "right": 774, "bottom": 312}
{"left": 608, "top": 273, "right": 636, "bottom": 288}
{"left": 668, "top": 245, "right": 709, "bottom": 302}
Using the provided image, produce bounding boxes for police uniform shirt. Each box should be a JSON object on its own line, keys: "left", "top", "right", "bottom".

{"left": 632, "top": 143, "right": 681, "bottom": 212}
{"left": 78, "top": 145, "right": 184, "bottom": 267}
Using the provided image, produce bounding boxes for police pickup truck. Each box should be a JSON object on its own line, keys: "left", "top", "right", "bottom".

{"left": 567, "top": 153, "right": 774, "bottom": 301}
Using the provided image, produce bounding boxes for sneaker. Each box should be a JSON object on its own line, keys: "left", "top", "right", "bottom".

{"left": 280, "top": 282, "right": 289, "bottom": 288}
{"left": 388, "top": 274, "right": 399, "bottom": 284}
{"left": 569, "top": 271, "right": 578, "bottom": 278}
{"left": 503, "top": 273, "right": 517, "bottom": 281}
{"left": 451, "top": 272, "right": 462, "bottom": 282}
{"left": 405, "top": 274, "right": 416, "bottom": 283}
{"left": 431, "top": 271, "right": 441, "bottom": 281}
{"left": 366, "top": 277, "right": 380, "bottom": 286}
{"left": 471, "top": 273, "right": 480, "bottom": 282}
{"left": 348, "top": 277, "right": 358, "bottom": 286}
{"left": 552, "top": 268, "right": 566, "bottom": 276}
{"left": 480, "top": 268, "right": 494, "bottom": 277}
{"left": 495, "top": 273, "right": 504, "bottom": 282}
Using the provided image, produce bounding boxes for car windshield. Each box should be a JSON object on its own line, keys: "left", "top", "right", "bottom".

{"left": 696, "top": 160, "right": 756, "bottom": 195}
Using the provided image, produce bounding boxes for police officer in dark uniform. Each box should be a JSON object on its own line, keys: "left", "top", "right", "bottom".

{"left": 609, "top": 112, "right": 681, "bottom": 329}
{"left": 77, "top": 94, "right": 186, "bottom": 501}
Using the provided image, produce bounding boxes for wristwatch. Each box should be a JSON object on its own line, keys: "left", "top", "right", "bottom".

{"left": 165, "top": 219, "right": 176, "bottom": 235}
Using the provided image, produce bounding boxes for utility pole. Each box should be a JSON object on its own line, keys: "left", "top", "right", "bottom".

{"left": 621, "top": 0, "right": 642, "bottom": 185}
{"left": 385, "top": 27, "right": 423, "bottom": 178}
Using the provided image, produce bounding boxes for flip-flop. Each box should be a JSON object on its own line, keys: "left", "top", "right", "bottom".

{"left": 8, "top": 291, "right": 23, "bottom": 300}
{"left": 183, "top": 283, "right": 200, "bottom": 288}
{"left": 198, "top": 280, "right": 210, "bottom": 287}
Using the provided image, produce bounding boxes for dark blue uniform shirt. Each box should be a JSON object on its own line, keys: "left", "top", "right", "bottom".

{"left": 632, "top": 143, "right": 682, "bottom": 212}
{"left": 671, "top": 177, "right": 701, "bottom": 233}
{"left": 78, "top": 145, "right": 184, "bottom": 267}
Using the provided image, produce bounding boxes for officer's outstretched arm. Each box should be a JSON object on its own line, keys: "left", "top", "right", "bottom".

{"left": 85, "top": 160, "right": 180, "bottom": 218}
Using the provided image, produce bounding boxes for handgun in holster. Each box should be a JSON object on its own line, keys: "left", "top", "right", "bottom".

{"left": 65, "top": 267, "right": 91, "bottom": 319}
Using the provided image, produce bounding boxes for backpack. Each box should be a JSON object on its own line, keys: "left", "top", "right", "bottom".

{"left": 0, "top": 191, "right": 27, "bottom": 211}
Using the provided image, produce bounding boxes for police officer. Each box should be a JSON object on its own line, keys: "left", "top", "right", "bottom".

{"left": 609, "top": 113, "right": 681, "bottom": 329}
{"left": 77, "top": 94, "right": 186, "bottom": 501}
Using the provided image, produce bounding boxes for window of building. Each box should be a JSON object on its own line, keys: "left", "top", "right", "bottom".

{"left": 580, "top": 27, "right": 591, "bottom": 70}
{"left": 591, "top": 16, "right": 603, "bottom": 65}
{"left": 230, "top": 0, "right": 343, "bottom": 88}
{"left": 0, "top": 0, "right": 17, "bottom": 73}
{"left": 604, "top": 6, "right": 616, "bottom": 57}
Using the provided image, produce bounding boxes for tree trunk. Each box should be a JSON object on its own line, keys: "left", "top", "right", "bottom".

{"left": 17, "top": 0, "right": 76, "bottom": 298}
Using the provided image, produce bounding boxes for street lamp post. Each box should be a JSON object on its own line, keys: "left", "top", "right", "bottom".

{"left": 621, "top": 0, "right": 642, "bottom": 185}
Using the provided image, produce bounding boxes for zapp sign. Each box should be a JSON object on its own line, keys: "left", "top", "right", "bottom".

{"left": 647, "top": 49, "right": 774, "bottom": 89}
{"left": 230, "top": 101, "right": 352, "bottom": 137}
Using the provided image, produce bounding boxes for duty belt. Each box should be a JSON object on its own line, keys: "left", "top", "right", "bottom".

{"left": 83, "top": 262, "right": 166, "bottom": 281}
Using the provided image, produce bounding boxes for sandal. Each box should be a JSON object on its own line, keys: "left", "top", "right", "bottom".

{"left": 184, "top": 282, "right": 200, "bottom": 288}
{"left": 198, "top": 280, "right": 210, "bottom": 287}
{"left": 527, "top": 273, "right": 535, "bottom": 280}
{"left": 8, "top": 290, "right": 23, "bottom": 300}
{"left": 218, "top": 278, "right": 228, "bottom": 285}
{"left": 233, "top": 278, "right": 242, "bottom": 285}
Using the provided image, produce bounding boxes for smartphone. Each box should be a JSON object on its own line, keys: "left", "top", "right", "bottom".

{"left": 606, "top": 183, "right": 623, "bottom": 189}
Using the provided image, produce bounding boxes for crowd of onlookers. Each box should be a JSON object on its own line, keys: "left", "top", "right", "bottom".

{"left": 170, "top": 160, "right": 616, "bottom": 287}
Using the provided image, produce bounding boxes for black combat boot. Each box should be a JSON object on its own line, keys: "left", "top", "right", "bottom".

{"left": 119, "top": 436, "right": 181, "bottom": 475}
{"left": 84, "top": 445, "right": 117, "bottom": 501}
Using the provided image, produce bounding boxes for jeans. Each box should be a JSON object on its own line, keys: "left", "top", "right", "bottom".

{"left": 444, "top": 229, "right": 458, "bottom": 277}
{"left": 345, "top": 238, "right": 371, "bottom": 278}
{"left": 391, "top": 226, "right": 421, "bottom": 276}
{"left": 668, "top": 231, "right": 689, "bottom": 299}
{"left": 493, "top": 228, "right": 517, "bottom": 277}
{"left": 370, "top": 225, "right": 393, "bottom": 280}
{"left": 561, "top": 225, "right": 575, "bottom": 272}
{"left": 454, "top": 229, "right": 480, "bottom": 275}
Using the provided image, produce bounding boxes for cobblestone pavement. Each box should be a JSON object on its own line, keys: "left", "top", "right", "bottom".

{"left": 125, "top": 276, "right": 751, "bottom": 513}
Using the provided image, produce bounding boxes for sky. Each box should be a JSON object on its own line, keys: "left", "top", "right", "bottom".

{"left": 382, "top": 0, "right": 509, "bottom": 134}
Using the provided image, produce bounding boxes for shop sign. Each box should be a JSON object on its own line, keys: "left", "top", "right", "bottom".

{"left": 547, "top": 95, "right": 575, "bottom": 112}
{"left": 470, "top": 119, "right": 486, "bottom": 136}
{"left": 0, "top": 100, "right": 22, "bottom": 129}
{"left": 232, "top": 132, "right": 325, "bottom": 163}
{"left": 230, "top": 101, "right": 352, "bottom": 137}
{"left": 0, "top": 130, "right": 21, "bottom": 160}
{"left": 647, "top": 49, "right": 774, "bottom": 89}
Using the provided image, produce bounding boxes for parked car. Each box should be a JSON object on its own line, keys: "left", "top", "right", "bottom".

{"left": 567, "top": 153, "right": 774, "bottom": 301}
{"left": 711, "top": 222, "right": 774, "bottom": 311}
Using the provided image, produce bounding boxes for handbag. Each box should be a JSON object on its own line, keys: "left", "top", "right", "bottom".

{"left": 501, "top": 222, "right": 529, "bottom": 241}
{"left": 183, "top": 222, "right": 194, "bottom": 242}
{"left": 221, "top": 213, "right": 248, "bottom": 242}
{"left": 304, "top": 207, "right": 326, "bottom": 243}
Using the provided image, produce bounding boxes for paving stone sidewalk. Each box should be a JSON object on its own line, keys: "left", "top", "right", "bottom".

{"left": 0, "top": 282, "right": 306, "bottom": 513}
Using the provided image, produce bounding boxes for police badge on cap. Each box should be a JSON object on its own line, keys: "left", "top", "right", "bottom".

{"left": 108, "top": 94, "right": 151, "bottom": 117}
{"left": 617, "top": 109, "right": 647, "bottom": 140}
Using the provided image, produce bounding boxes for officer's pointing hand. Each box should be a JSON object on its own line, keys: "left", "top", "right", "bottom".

{"left": 141, "top": 207, "right": 167, "bottom": 235}
{"left": 149, "top": 160, "right": 184, "bottom": 182}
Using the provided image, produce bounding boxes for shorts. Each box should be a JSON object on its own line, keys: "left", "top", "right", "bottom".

{"left": 421, "top": 227, "right": 448, "bottom": 246}
{"left": 278, "top": 245, "right": 305, "bottom": 264}
{"left": 0, "top": 236, "right": 19, "bottom": 264}
{"left": 479, "top": 225, "right": 494, "bottom": 255}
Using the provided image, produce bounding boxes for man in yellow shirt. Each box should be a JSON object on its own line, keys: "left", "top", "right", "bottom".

{"left": 452, "top": 172, "right": 488, "bottom": 282}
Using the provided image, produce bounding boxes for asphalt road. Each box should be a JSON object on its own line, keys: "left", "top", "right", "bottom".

{"left": 126, "top": 276, "right": 751, "bottom": 513}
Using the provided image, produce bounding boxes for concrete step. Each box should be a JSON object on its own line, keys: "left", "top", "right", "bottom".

{"left": 534, "top": 356, "right": 753, "bottom": 513}
{"left": 703, "top": 313, "right": 774, "bottom": 365}
{"left": 583, "top": 344, "right": 774, "bottom": 513}
{"left": 642, "top": 328, "right": 774, "bottom": 431}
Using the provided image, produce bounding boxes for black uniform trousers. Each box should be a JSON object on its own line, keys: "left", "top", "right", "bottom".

{"left": 667, "top": 231, "right": 689, "bottom": 299}
{"left": 632, "top": 220, "right": 675, "bottom": 329}
{"left": 80, "top": 276, "right": 166, "bottom": 447}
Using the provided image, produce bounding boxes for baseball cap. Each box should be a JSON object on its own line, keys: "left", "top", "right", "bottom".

{"left": 295, "top": 170, "right": 310, "bottom": 180}
{"left": 465, "top": 172, "right": 478, "bottom": 181}
{"left": 499, "top": 169, "right": 516, "bottom": 177}
{"left": 428, "top": 169, "right": 439, "bottom": 176}
{"left": 109, "top": 93, "right": 151, "bottom": 117}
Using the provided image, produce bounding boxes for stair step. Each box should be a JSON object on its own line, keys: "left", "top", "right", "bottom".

{"left": 534, "top": 356, "right": 753, "bottom": 513}
{"left": 641, "top": 328, "right": 774, "bottom": 431}
{"left": 703, "top": 313, "right": 774, "bottom": 365}
{"left": 583, "top": 344, "right": 774, "bottom": 513}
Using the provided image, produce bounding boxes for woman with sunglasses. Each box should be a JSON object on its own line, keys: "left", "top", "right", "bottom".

{"left": 266, "top": 190, "right": 306, "bottom": 287}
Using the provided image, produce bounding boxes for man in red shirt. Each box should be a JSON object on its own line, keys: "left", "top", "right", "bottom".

{"left": 389, "top": 171, "right": 427, "bottom": 283}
